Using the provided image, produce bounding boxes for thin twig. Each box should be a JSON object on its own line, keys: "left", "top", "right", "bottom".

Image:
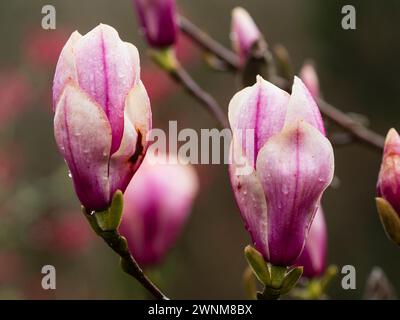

{"left": 178, "top": 15, "right": 385, "bottom": 151}
{"left": 101, "top": 230, "right": 168, "bottom": 300}
{"left": 169, "top": 65, "right": 229, "bottom": 128}
{"left": 83, "top": 207, "right": 168, "bottom": 300}
{"left": 317, "top": 98, "right": 384, "bottom": 150}
{"left": 178, "top": 15, "right": 240, "bottom": 70}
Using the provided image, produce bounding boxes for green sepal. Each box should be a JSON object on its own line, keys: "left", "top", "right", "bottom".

{"left": 243, "top": 266, "right": 257, "bottom": 300}
{"left": 269, "top": 265, "right": 287, "bottom": 289}
{"left": 244, "top": 245, "right": 307, "bottom": 299}
{"left": 82, "top": 206, "right": 102, "bottom": 235}
{"left": 320, "top": 265, "right": 338, "bottom": 291}
{"left": 291, "top": 264, "right": 338, "bottom": 300}
{"left": 82, "top": 190, "right": 124, "bottom": 234}
{"left": 280, "top": 266, "right": 303, "bottom": 295}
{"left": 376, "top": 197, "right": 400, "bottom": 246}
{"left": 244, "top": 245, "right": 271, "bottom": 285}
{"left": 260, "top": 287, "right": 281, "bottom": 300}
{"left": 149, "top": 47, "right": 178, "bottom": 72}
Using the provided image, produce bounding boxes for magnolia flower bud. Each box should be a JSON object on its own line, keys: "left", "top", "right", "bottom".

{"left": 133, "top": 0, "right": 177, "bottom": 48}
{"left": 231, "top": 7, "right": 262, "bottom": 67}
{"left": 377, "top": 129, "right": 400, "bottom": 213}
{"left": 300, "top": 62, "right": 320, "bottom": 100}
{"left": 53, "top": 24, "right": 152, "bottom": 211}
{"left": 295, "top": 207, "right": 327, "bottom": 278}
{"left": 119, "top": 153, "right": 198, "bottom": 266}
{"left": 229, "top": 76, "right": 334, "bottom": 266}
{"left": 376, "top": 129, "right": 400, "bottom": 245}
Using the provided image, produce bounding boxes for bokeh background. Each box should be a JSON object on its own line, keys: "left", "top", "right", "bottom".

{"left": 0, "top": 0, "right": 399, "bottom": 299}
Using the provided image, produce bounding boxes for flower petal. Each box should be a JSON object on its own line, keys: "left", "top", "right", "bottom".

{"left": 133, "top": 0, "right": 177, "bottom": 48}
{"left": 74, "top": 24, "right": 139, "bottom": 153}
{"left": 300, "top": 63, "right": 320, "bottom": 100}
{"left": 231, "top": 7, "right": 261, "bottom": 66}
{"left": 108, "top": 81, "right": 151, "bottom": 196}
{"left": 377, "top": 128, "right": 400, "bottom": 214}
{"left": 295, "top": 206, "right": 327, "bottom": 278}
{"left": 285, "top": 76, "right": 325, "bottom": 135}
{"left": 256, "top": 120, "right": 334, "bottom": 265}
{"left": 229, "top": 140, "right": 269, "bottom": 259}
{"left": 228, "top": 75, "right": 289, "bottom": 167}
{"left": 52, "top": 31, "right": 81, "bottom": 109}
{"left": 124, "top": 80, "right": 152, "bottom": 144}
{"left": 120, "top": 153, "right": 198, "bottom": 266}
{"left": 54, "top": 81, "right": 112, "bottom": 211}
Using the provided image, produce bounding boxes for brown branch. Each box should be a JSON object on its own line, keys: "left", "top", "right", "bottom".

{"left": 83, "top": 207, "right": 168, "bottom": 300}
{"left": 169, "top": 65, "right": 229, "bottom": 129}
{"left": 317, "top": 98, "right": 384, "bottom": 150}
{"left": 150, "top": 48, "right": 229, "bottom": 129}
{"left": 178, "top": 15, "right": 385, "bottom": 151}
{"left": 101, "top": 230, "right": 168, "bottom": 300}
{"left": 178, "top": 15, "right": 240, "bottom": 70}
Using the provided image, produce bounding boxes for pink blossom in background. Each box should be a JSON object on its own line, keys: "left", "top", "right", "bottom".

{"left": 120, "top": 153, "right": 199, "bottom": 267}
{"left": 300, "top": 62, "right": 320, "bottom": 100}
{"left": 377, "top": 128, "right": 400, "bottom": 215}
{"left": 133, "top": 0, "right": 178, "bottom": 48}
{"left": 0, "top": 145, "right": 23, "bottom": 188}
{"left": 141, "top": 66, "right": 176, "bottom": 103}
{"left": 0, "top": 251, "right": 23, "bottom": 284}
{"left": 295, "top": 207, "right": 327, "bottom": 278}
{"left": 22, "top": 27, "right": 71, "bottom": 69}
{"left": 0, "top": 70, "right": 32, "bottom": 125}
{"left": 28, "top": 212, "right": 94, "bottom": 256}
{"left": 230, "top": 7, "right": 262, "bottom": 67}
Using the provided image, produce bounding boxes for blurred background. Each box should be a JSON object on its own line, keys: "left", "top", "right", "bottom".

{"left": 0, "top": 0, "right": 399, "bottom": 299}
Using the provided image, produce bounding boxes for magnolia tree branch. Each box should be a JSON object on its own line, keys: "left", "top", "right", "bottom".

{"left": 170, "top": 66, "right": 229, "bottom": 128}
{"left": 100, "top": 230, "right": 168, "bottom": 300}
{"left": 178, "top": 14, "right": 385, "bottom": 151}
{"left": 83, "top": 199, "right": 168, "bottom": 300}
{"left": 178, "top": 15, "right": 240, "bottom": 70}
{"left": 317, "top": 98, "right": 384, "bottom": 150}
{"left": 150, "top": 49, "right": 229, "bottom": 129}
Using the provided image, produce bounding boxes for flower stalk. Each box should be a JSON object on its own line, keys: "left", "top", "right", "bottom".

{"left": 82, "top": 191, "right": 168, "bottom": 300}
